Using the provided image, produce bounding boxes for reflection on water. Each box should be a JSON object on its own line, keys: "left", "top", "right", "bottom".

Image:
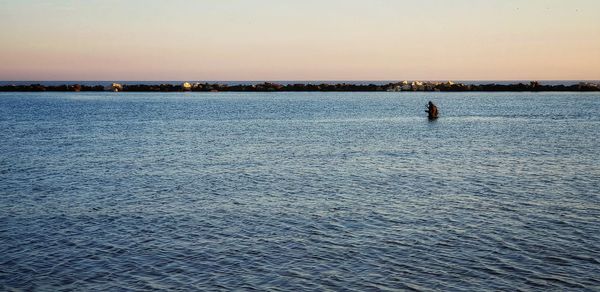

{"left": 1, "top": 92, "right": 599, "bottom": 290}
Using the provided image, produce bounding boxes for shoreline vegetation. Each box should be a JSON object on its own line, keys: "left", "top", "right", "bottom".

{"left": 1, "top": 81, "right": 599, "bottom": 92}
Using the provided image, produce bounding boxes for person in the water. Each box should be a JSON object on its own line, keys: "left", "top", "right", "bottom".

{"left": 426, "top": 101, "right": 439, "bottom": 119}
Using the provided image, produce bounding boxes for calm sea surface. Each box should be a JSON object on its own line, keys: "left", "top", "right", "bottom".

{"left": 1, "top": 92, "right": 599, "bottom": 291}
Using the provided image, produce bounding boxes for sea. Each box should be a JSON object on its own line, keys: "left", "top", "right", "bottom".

{"left": 1, "top": 91, "right": 599, "bottom": 291}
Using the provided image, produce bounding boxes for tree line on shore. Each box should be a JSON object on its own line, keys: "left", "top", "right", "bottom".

{"left": 1, "top": 81, "right": 599, "bottom": 92}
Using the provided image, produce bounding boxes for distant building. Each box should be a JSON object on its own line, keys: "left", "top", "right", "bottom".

{"left": 111, "top": 83, "right": 123, "bottom": 92}
{"left": 182, "top": 82, "right": 192, "bottom": 91}
{"left": 411, "top": 81, "right": 425, "bottom": 91}
{"left": 70, "top": 84, "right": 82, "bottom": 92}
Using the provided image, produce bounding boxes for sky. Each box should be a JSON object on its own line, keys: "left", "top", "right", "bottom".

{"left": 0, "top": 0, "right": 599, "bottom": 81}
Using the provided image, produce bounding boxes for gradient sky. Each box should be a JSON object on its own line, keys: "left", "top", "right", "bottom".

{"left": 1, "top": 0, "right": 599, "bottom": 81}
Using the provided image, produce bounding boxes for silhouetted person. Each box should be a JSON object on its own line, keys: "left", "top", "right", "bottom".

{"left": 426, "top": 101, "right": 439, "bottom": 119}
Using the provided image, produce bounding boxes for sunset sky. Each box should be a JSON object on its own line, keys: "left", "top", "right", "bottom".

{"left": 1, "top": 0, "right": 599, "bottom": 81}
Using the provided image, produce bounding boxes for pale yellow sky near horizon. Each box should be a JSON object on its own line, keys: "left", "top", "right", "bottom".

{"left": 0, "top": 0, "right": 599, "bottom": 81}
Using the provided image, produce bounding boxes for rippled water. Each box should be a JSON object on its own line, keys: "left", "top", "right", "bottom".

{"left": 1, "top": 92, "right": 599, "bottom": 291}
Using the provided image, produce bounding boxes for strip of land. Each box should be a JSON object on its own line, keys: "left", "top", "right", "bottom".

{"left": 1, "top": 81, "right": 599, "bottom": 92}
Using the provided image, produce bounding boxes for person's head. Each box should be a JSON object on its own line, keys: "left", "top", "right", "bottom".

{"left": 428, "top": 101, "right": 433, "bottom": 106}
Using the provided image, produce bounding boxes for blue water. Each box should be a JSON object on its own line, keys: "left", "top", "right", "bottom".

{"left": 1, "top": 92, "right": 599, "bottom": 291}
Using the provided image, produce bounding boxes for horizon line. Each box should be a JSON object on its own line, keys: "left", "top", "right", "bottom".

{"left": 2, "top": 79, "right": 599, "bottom": 82}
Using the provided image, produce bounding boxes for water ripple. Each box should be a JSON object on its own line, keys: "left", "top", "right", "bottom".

{"left": 1, "top": 92, "right": 599, "bottom": 290}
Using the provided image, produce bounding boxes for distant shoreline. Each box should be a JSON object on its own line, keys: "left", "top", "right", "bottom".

{"left": 1, "top": 81, "right": 599, "bottom": 92}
